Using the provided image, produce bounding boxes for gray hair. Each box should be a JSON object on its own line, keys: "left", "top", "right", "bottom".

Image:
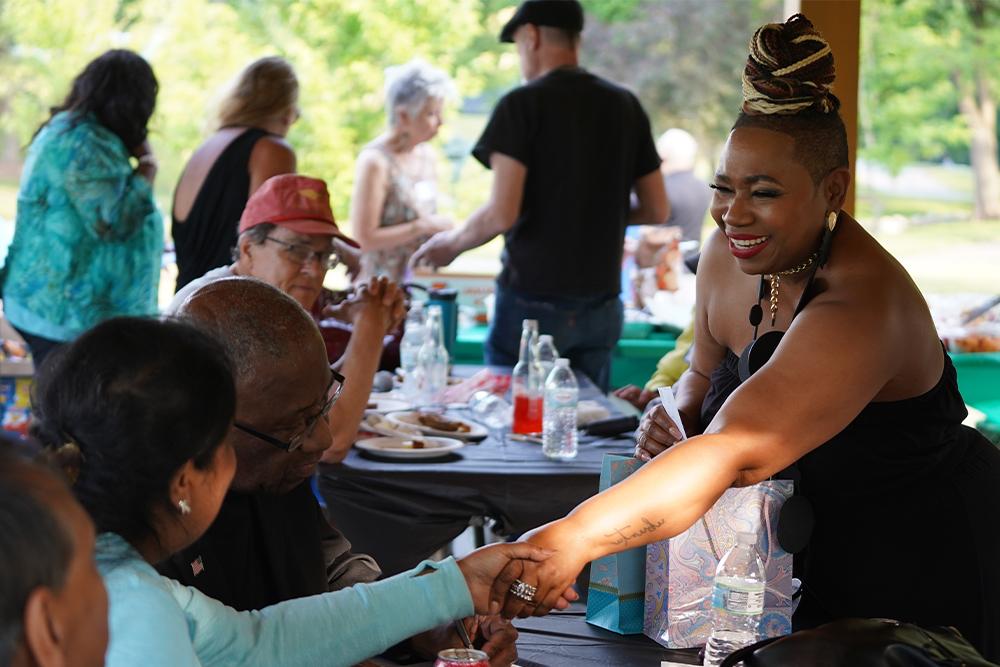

{"left": 231, "top": 223, "right": 276, "bottom": 262}
{"left": 384, "top": 59, "right": 455, "bottom": 127}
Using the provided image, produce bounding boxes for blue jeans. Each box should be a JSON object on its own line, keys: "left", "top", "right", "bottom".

{"left": 486, "top": 285, "right": 624, "bottom": 392}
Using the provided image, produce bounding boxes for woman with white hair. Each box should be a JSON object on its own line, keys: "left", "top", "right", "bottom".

{"left": 350, "top": 59, "right": 455, "bottom": 283}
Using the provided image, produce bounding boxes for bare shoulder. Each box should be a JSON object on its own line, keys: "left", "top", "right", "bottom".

{"left": 802, "top": 217, "right": 943, "bottom": 398}
{"left": 250, "top": 135, "right": 296, "bottom": 163}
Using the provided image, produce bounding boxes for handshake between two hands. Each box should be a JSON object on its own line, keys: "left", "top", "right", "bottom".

{"left": 456, "top": 529, "right": 586, "bottom": 621}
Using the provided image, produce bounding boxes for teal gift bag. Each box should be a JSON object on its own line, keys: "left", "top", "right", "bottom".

{"left": 586, "top": 454, "right": 646, "bottom": 635}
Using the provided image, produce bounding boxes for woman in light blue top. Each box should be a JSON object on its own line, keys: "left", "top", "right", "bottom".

{"left": 1, "top": 50, "right": 162, "bottom": 367}
{"left": 30, "top": 316, "right": 557, "bottom": 667}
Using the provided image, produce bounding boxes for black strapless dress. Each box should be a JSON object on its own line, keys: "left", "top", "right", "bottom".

{"left": 701, "top": 350, "right": 1000, "bottom": 659}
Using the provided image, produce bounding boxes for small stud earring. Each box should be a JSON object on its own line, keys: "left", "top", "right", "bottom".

{"left": 827, "top": 211, "right": 838, "bottom": 231}
{"left": 178, "top": 499, "right": 191, "bottom": 516}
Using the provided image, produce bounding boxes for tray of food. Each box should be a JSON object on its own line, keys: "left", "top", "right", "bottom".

{"left": 385, "top": 410, "right": 489, "bottom": 441}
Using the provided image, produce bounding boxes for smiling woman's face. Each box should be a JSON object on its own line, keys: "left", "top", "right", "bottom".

{"left": 710, "top": 126, "right": 830, "bottom": 275}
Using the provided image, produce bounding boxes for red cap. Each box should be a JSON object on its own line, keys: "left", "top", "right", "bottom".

{"left": 238, "top": 174, "right": 359, "bottom": 247}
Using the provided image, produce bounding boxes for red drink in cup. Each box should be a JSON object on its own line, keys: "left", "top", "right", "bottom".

{"left": 512, "top": 394, "right": 543, "bottom": 434}
{"left": 434, "top": 648, "right": 490, "bottom": 667}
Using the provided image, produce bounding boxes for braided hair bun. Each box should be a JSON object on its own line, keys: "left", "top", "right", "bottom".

{"left": 741, "top": 13, "right": 839, "bottom": 116}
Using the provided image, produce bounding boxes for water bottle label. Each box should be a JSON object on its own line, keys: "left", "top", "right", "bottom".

{"left": 711, "top": 580, "right": 765, "bottom": 615}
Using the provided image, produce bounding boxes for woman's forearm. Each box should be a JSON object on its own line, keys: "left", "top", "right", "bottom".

{"left": 559, "top": 433, "right": 744, "bottom": 560}
{"left": 354, "top": 218, "right": 427, "bottom": 252}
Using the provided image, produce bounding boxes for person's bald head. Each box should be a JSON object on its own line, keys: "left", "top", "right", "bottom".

{"left": 177, "top": 277, "right": 322, "bottom": 392}
{"left": 177, "top": 277, "right": 334, "bottom": 494}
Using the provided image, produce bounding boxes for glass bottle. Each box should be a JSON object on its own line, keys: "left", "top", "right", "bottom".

{"left": 417, "top": 305, "right": 449, "bottom": 405}
{"left": 511, "top": 319, "right": 543, "bottom": 434}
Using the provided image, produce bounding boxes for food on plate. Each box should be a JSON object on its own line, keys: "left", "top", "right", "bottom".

{"left": 417, "top": 413, "right": 471, "bottom": 433}
{"left": 952, "top": 333, "right": 1000, "bottom": 353}
{"left": 400, "top": 439, "right": 428, "bottom": 449}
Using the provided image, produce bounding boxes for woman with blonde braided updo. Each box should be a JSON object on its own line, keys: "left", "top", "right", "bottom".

{"left": 487, "top": 14, "right": 1000, "bottom": 659}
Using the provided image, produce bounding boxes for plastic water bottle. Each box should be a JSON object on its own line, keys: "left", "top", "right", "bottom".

{"left": 703, "top": 532, "right": 765, "bottom": 666}
{"left": 542, "top": 358, "right": 578, "bottom": 459}
{"left": 399, "top": 304, "right": 426, "bottom": 401}
{"left": 417, "top": 305, "right": 449, "bottom": 404}
{"left": 535, "top": 334, "right": 559, "bottom": 381}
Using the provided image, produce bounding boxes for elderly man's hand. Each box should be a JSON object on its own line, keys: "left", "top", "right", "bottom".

{"left": 410, "top": 230, "right": 461, "bottom": 270}
{"left": 323, "top": 278, "right": 404, "bottom": 335}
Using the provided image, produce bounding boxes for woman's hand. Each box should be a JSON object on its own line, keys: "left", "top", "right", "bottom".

{"left": 613, "top": 385, "right": 658, "bottom": 411}
{"left": 489, "top": 522, "right": 587, "bottom": 619}
{"left": 132, "top": 139, "right": 158, "bottom": 184}
{"left": 416, "top": 214, "right": 454, "bottom": 237}
{"left": 457, "top": 542, "right": 557, "bottom": 615}
{"left": 634, "top": 403, "right": 684, "bottom": 461}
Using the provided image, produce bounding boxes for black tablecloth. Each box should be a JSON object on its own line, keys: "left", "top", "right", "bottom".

{"left": 318, "top": 371, "right": 635, "bottom": 575}
{"left": 513, "top": 606, "right": 701, "bottom": 666}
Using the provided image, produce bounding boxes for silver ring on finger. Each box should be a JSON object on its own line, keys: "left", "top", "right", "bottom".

{"left": 509, "top": 578, "right": 537, "bottom": 603}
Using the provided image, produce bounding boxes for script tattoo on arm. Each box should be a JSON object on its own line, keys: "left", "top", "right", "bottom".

{"left": 604, "top": 517, "right": 667, "bottom": 547}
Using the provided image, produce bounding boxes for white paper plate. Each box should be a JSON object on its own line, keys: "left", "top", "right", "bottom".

{"left": 386, "top": 410, "right": 488, "bottom": 441}
{"left": 365, "top": 398, "right": 412, "bottom": 415}
{"left": 361, "top": 414, "right": 424, "bottom": 438}
{"left": 355, "top": 436, "right": 463, "bottom": 459}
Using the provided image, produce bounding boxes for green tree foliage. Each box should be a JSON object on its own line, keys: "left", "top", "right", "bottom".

{"left": 861, "top": 0, "right": 1000, "bottom": 219}
{"left": 581, "top": 0, "right": 782, "bottom": 161}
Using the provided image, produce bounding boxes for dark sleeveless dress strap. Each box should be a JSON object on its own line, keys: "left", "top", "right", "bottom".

{"left": 172, "top": 127, "right": 271, "bottom": 291}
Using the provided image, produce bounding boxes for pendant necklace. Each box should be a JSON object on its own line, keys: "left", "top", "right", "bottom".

{"left": 737, "top": 213, "right": 838, "bottom": 382}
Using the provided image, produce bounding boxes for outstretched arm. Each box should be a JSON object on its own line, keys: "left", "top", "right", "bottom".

{"left": 410, "top": 152, "right": 525, "bottom": 269}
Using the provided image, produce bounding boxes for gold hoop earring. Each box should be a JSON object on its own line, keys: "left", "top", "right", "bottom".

{"left": 178, "top": 499, "right": 191, "bottom": 516}
{"left": 827, "top": 211, "right": 838, "bottom": 231}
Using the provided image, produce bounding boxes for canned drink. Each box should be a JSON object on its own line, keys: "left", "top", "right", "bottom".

{"left": 434, "top": 648, "right": 490, "bottom": 667}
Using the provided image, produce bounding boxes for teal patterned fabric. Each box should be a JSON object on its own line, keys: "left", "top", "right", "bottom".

{"left": 0, "top": 112, "right": 163, "bottom": 341}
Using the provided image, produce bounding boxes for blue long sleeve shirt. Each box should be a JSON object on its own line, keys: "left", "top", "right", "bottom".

{"left": 1, "top": 112, "right": 163, "bottom": 341}
{"left": 96, "top": 533, "right": 475, "bottom": 667}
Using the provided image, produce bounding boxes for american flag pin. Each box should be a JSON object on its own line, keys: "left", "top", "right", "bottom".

{"left": 191, "top": 556, "right": 205, "bottom": 577}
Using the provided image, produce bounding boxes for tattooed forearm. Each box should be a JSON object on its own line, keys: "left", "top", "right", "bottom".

{"left": 604, "top": 517, "right": 666, "bottom": 547}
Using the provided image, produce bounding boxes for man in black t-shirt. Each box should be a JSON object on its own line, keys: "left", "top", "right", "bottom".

{"left": 412, "top": 0, "right": 668, "bottom": 390}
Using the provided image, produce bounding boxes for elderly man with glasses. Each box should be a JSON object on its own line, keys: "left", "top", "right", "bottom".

{"left": 159, "top": 278, "right": 518, "bottom": 666}
{"left": 168, "top": 173, "right": 405, "bottom": 463}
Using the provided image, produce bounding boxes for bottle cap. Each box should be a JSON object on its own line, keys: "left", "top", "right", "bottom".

{"left": 539, "top": 334, "right": 553, "bottom": 343}
{"left": 555, "top": 358, "right": 570, "bottom": 367}
{"left": 737, "top": 531, "right": 756, "bottom": 546}
{"left": 523, "top": 319, "right": 538, "bottom": 330}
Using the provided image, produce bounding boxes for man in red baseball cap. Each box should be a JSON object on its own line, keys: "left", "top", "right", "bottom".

{"left": 168, "top": 173, "right": 405, "bottom": 461}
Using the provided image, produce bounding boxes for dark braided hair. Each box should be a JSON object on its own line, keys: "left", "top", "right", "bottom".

{"left": 41, "top": 49, "right": 158, "bottom": 150}
{"left": 30, "top": 317, "right": 235, "bottom": 545}
{"left": 733, "top": 14, "right": 848, "bottom": 183}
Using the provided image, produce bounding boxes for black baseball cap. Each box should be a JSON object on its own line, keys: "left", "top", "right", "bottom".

{"left": 499, "top": 0, "right": 585, "bottom": 43}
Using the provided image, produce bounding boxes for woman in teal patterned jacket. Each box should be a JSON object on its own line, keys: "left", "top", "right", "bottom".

{"left": 1, "top": 50, "right": 162, "bottom": 365}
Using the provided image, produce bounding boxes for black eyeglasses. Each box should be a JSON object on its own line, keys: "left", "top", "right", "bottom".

{"left": 233, "top": 368, "right": 345, "bottom": 452}
{"left": 265, "top": 236, "right": 340, "bottom": 271}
